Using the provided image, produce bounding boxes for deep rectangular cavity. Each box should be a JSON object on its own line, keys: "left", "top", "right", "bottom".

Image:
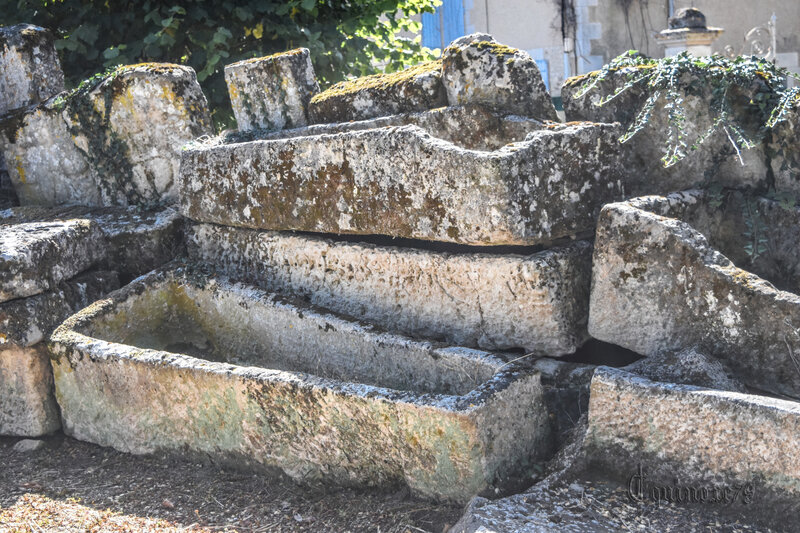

{"left": 225, "top": 105, "right": 545, "bottom": 152}
{"left": 82, "top": 273, "right": 502, "bottom": 397}
{"left": 49, "top": 266, "right": 552, "bottom": 503}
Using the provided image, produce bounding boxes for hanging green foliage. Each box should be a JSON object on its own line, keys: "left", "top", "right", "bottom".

{"left": 1, "top": 0, "right": 441, "bottom": 129}
{"left": 573, "top": 50, "right": 800, "bottom": 168}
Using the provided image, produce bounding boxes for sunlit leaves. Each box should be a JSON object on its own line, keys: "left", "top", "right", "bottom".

{"left": 1, "top": 0, "right": 440, "bottom": 130}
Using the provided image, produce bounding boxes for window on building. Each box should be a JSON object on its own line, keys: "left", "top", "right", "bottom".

{"left": 421, "top": 0, "right": 465, "bottom": 50}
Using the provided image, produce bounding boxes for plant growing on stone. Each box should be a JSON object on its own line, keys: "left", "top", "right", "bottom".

{"left": 1, "top": 0, "right": 441, "bottom": 129}
{"left": 574, "top": 50, "right": 800, "bottom": 168}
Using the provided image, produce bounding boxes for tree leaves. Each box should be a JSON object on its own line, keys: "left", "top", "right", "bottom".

{"left": 1, "top": 0, "right": 439, "bottom": 130}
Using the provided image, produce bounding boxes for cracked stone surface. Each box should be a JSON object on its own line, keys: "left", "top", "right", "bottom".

{"left": 1, "top": 205, "right": 184, "bottom": 282}
{"left": 308, "top": 60, "right": 446, "bottom": 124}
{"left": 442, "top": 34, "right": 557, "bottom": 121}
{"left": 179, "top": 121, "right": 624, "bottom": 246}
{"left": 585, "top": 367, "right": 800, "bottom": 518}
{"left": 1, "top": 63, "right": 212, "bottom": 207}
{"left": 0, "top": 24, "right": 64, "bottom": 115}
{"left": 188, "top": 224, "right": 592, "bottom": 355}
{"left": 48, "top": 266, "right": 552, "bottom": 503}
{"left": 561, "top": 68, "right": 768, "bottom": 196}
{"left": 0, "top": 206, "right": 183, "bottom": 281}
{"left": 588, "top": 190, "right": 800, "bottom": 398}
{"left": 0, "top": 270, "right": 119, "bottom": 437}
{"left": 0, "top": 218, "right": 106, "bottom": 303}
{"left": 225, "top": 49, "right": 319, "bottom": 132}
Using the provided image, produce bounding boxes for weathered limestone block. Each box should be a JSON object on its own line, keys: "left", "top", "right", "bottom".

{"left": 585, "top": 367, "right": 800, "bottom": 513}
{"left": 1, "top": 103, "right": 99, "bottom": 205}
{"left": 0, "top": 218, "right": 106, "bottom": 303}
{"left": 623, "top": 347, "right": 746, "bottom": 392}
{"left": 307, "top": 60, "right": 447, "bottom": 124}
{"left": 1, "top": 63, "right": 212, "bottom": 206}
{"left": 0, "top": 24, "right": 64, "bottom": 114}
{"left": 188, "top": 224, "right": 592, "bottom": 355}
{"left": 1, "top": 205, "right": 184, "bottom": 281}
{"left": 225, "top": 49, "right": 319, "bottom": 132}
{"left": 768, "top": 99, "right": 800, "bottom": 196}
{"left": 49, "top": 267, "right": 552, "bottom": 502}
{"left": 1, "top": 270, "right": 119, "bottom": 436}
{"left": 588, "top": 190, "right": 800, "bottom": 398}
{"left": 442, "top": 35, "right": 557, "bottom": 121}
{"left": 179, "top": 122, "right": 624, "bottom": 246}
{"left": 561, "top": 69, "right": 768, "bottom": 195}
{"left": 229, "top": 104, "right": 545, "bottom": 152}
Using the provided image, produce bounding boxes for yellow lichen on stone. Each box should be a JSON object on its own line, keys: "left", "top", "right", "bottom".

{"left": 475, "top": 41, "right": 518, "bottom": 57}
{"left": 310, "top": 60, "right": 442, "bottom": 105}
{"left": 14, "top": 156, "right": 26, "bottom": 183}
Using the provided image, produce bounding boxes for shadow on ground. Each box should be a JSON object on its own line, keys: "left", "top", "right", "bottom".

{"left": 0, "top": 434, "right": 462, "bottom": 532}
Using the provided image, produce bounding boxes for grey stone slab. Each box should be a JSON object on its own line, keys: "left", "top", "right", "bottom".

{"left": 226, "top": 104, "right": 545, "bottom": 152}
{"left": 49, "top": 266, "right": 552, "bottom": 503}
{"left": 561, "top": 68, "right": 768, "bottom": 196}
{"left": 1, "top": 205, "right": 183, "bottom": 282}
{"left": 622, "top": 347, "right": 746, "bottom": 392}
{"left": 588, "top": 190, "right": 800, "bottom": 398}
{"left": 0, "top": 24, "right": 64, "bottom": 114}
{"left": 0, "top": 218, "right": 106, "bottom": 303}
{"left": 225, "top": 49, "right": 319, "bottom": 132}
{"left": 179, "top": 120, "right": 624, "bottom": 246}
{"left": 188, "top": 223, "right": 592, "bottom": 355}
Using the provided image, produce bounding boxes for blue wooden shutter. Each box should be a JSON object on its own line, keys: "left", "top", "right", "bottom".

{"left": 421, "top": 10, "right": 442, "bottom": 48}
{"left": 421, "top": 0, "right": 465, "bottom": 49}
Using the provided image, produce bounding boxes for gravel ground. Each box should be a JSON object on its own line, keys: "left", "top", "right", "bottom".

{"left": 0, "top": 433, "right": 462, "bottom": 532}
{"left": 454, "top": 477, "right": 780, "bottom": 532}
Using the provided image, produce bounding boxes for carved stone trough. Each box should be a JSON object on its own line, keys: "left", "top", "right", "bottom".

{"left": 179, "top": 105, "right": 624, "bottom": 246}
{"left": 48, "top": 266, "right": 552, "bottom": 503}
{"left": 589, "top": 190, "right": 800, "bottom": 398}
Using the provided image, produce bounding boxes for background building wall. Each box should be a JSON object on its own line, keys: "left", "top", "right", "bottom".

{"left": 418, "top": 0, "right": 800, "bottom": 96}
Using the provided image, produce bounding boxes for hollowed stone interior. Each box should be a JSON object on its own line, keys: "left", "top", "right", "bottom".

{"left": 640, "top": 190, "right": 800, "bottom": 294}
{"left": 221, "top": 104, "right": 545, "bottom": 151}
{"left": 80, "top": 275, "right": 502, "bottom": 396}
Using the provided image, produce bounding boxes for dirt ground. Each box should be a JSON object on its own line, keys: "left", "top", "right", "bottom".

{"left": 0, "top": 433, "right": 463, "bottom": 532}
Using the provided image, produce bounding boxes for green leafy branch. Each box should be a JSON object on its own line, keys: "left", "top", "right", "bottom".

{"left": 574, "top": 51, "right": 800, "bottom": 168}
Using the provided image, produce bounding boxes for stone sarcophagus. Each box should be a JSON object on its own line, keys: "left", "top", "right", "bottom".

{"left": 589, "top": 190, "right": 800, "bottom": 398}
{"left": 49, "top": 266, "right": 552, "bottom": 503}
{"left": 179, "top": 117, "right": 623, "bottom": 247}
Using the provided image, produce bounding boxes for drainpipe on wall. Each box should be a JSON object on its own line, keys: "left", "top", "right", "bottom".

{"left": 561, "top": 0, "right": 578, "bottom": 77}
{"left": 668, "top": 0, "right": 674, "bottom": 18}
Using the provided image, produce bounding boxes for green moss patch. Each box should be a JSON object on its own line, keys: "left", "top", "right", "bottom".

{"left": 310, "top": 60, "right": 441, "bottom": 105}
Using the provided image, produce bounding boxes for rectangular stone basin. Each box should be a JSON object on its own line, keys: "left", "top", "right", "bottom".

{"left": 589, "top": 189, "right": 800, "bottom": 398}
{"left": 179, "top": 112, "right": 624, "bottom": 246}
{"left": 48, "top": 266, "right": 551, "bottom": 503}
{"left": 585, "top": 367, "right": 800, "bottom": 516}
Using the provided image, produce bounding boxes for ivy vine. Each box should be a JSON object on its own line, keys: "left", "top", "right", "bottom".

{"left": 573, "top": 51, "right": 800, "bottom": 168}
